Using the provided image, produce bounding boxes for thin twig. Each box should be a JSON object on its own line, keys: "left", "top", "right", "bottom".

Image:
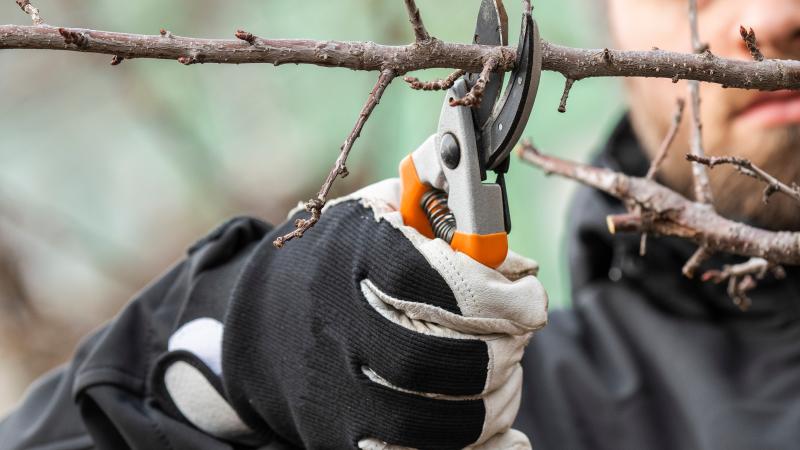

{"left": 686, "top": 154, "right": 800, "bottom": 204}
{"left": 403, "top": 0, "right": 430, "bottom": 43}
{"left": 739, "top": 26, "right": 764, "bottom": 62}
{"left": 688, "top": 0, "right": 708, "bottom": 54}
{"left": 638, "top": 98, "right": 686, "bottom": 255}
{"left": 647, "top": 98, "right": 686, "bottom": 180}
{"left": 404, "top": 69, "right": 465, "bottom": 91}
{"left": 686, "top": 0, "right": 714, "bottom": 205}
{"left": 273, "top": 69, "right": 396, "bottom": 247}
{"left": 15, "top": 0, "right": 43, "bottom": 25}
{"left": 682, "top": 245, "right": 712, "bottom": 278}
{"left": 702, "top": 257, "right": 785, "bottom": 310}
{"left": 450, "top": 57, "right": 498, "bottom": 107}
{"left": 558, "top": 78, "right": 575, "bottom": 113}
{"left": 4, "top": 26, "right": 800, "bottom": 90}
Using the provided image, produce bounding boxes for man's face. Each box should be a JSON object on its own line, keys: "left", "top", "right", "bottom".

{"left": 607, "top": 0, "right": 800, "bottom": 230}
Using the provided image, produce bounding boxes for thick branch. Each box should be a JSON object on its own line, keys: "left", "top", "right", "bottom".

{"left": 4, "top": 25, "right": 800, "bottom": 90}
{"left": 1, "top": 25, "right": 514, "bottom": 75}
{"left": 273, "top": 69, "right": 396, "bottom": 247}
{"left": 540, "top": 42, "right": 800, "bottom": 91}
{"left": 518, "top": 144, "right": 800, "bottom": 266}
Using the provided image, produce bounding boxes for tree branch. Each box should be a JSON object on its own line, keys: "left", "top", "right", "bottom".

{"left": 686, "top": 0, "right": 714, "bottom": 205}
{"left": 403, "top": 0, "right": 430, "bottom": 43}
{"left": 3, "top": 25, "right": 800, "bottom": 90}
{"left": 14, "top": 0, "right": 43, "bottom": 26}
{"left": 404, "top": 69, "right": 465, "bottom": 91}
{"left": 558, "top": 78, "right": 576, "bottom": 113}
{"left": 273, "top": 69, "right": 396, "bottom": 247}
{"left": 540, "top": 42, "right": 800, "bottom": 91}
{"left": 686, "top": 154, "right": 800, "bottom": 205}
{"left": 647, "top": 98, "right": 686, "bottom": 180}
{"left": 517, "top": 143, "right": 800, "bottom": 266}
{"left": 449, "top": 56, "right": 498, "bottom": 107}
{"left": 702, "top": 257, "right": 785, "bottom": 310}
{"left": 739, "top": 26, "right": 764, "bottom": 62}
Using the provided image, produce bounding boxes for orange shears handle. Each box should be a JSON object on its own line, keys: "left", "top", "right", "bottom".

{"left": 399, "top": 155, "right": 508, "bottom": 269}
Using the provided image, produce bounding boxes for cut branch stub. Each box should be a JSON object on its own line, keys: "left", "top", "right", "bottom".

{"left": 558, "top": 78, "right": 576, "bottom": 113}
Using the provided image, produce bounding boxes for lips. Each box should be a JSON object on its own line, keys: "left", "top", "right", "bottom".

{"left": 736, "top": 90, "right": 800, "bottom": 128}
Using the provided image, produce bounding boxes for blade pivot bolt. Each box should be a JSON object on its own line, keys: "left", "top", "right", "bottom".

{"left": 440, "top": 133, "right": 461, "bottom": 170}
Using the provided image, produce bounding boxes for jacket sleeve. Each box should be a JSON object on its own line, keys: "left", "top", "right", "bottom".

{"left": 0, "top": 329, "right": 103, "bottom": 450}
{"left": 0, "top": 255, "right": 192, "bottom": 450}
{"left": 0, "top": 217, "right": 274, "bottom": 450}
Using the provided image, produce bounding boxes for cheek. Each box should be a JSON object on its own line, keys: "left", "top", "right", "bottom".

{"left": 607, "top": 0, "right": 692, "bottom": 51}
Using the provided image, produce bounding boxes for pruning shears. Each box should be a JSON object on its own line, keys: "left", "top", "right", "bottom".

{"left": 399, "top": 0, "right": 542, "bottom": 268}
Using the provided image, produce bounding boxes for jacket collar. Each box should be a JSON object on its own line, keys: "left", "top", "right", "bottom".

{"left": 567, "top": 116, "right": 800, "bottom": 323}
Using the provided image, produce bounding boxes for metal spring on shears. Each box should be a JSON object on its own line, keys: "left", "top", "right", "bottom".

{"left": 420, "top": 189, "right": 456, "bottom": 243}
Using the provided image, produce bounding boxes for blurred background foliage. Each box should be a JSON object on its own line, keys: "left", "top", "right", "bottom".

{"left": 0, "top": 0, "right": 622, "bottom": 413}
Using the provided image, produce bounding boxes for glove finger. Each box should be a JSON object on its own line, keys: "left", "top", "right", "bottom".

{"left": 357, "top": 290, "right": 490, "bottom": 396}
{"left": 354, "top": 367, "right": 526, "bottom": 450}
{"left": 466, "top": 429, "right": 532, "bottom": 450}
{"left": 360, "top": 363, "right": 525, "bottom": 450}
{"left": 361, "top": 268, "right": 531, "bottom": 395}
{"left": 357, "top": 382, "right": 485, "bottom": 450}
{"left": 384, "top": 228, "right": 548, "bottom": 335}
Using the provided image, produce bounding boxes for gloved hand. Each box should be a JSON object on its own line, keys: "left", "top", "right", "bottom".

{"left": 157, "top": 179, "right": 548, "bottom": 450}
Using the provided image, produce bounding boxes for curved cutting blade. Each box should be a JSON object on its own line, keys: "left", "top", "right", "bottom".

{"left": 482, "top": 13, "right": 542, "bottom": 171}
{"left": 467, "top": 0, "right": 508, "bottom": 132}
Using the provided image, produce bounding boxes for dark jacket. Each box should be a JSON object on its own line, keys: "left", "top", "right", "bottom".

{"left": 515, "top": 119, "right": 800, "bottom": 450}
{"left": 2, "top": 119, "right": 799, "bottom": 450}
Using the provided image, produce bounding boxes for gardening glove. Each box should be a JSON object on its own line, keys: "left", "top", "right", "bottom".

{"left": 154, "top": 178, "right": 548, "bottom": 450}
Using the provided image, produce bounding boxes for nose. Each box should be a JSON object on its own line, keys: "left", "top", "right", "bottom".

{"left": 735, "top": 0, "right": 800, "bottom": 59}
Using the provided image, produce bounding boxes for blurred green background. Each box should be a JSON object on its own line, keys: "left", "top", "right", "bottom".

{"left": 0, "top": 0, "right": 622, "bottom": 412}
